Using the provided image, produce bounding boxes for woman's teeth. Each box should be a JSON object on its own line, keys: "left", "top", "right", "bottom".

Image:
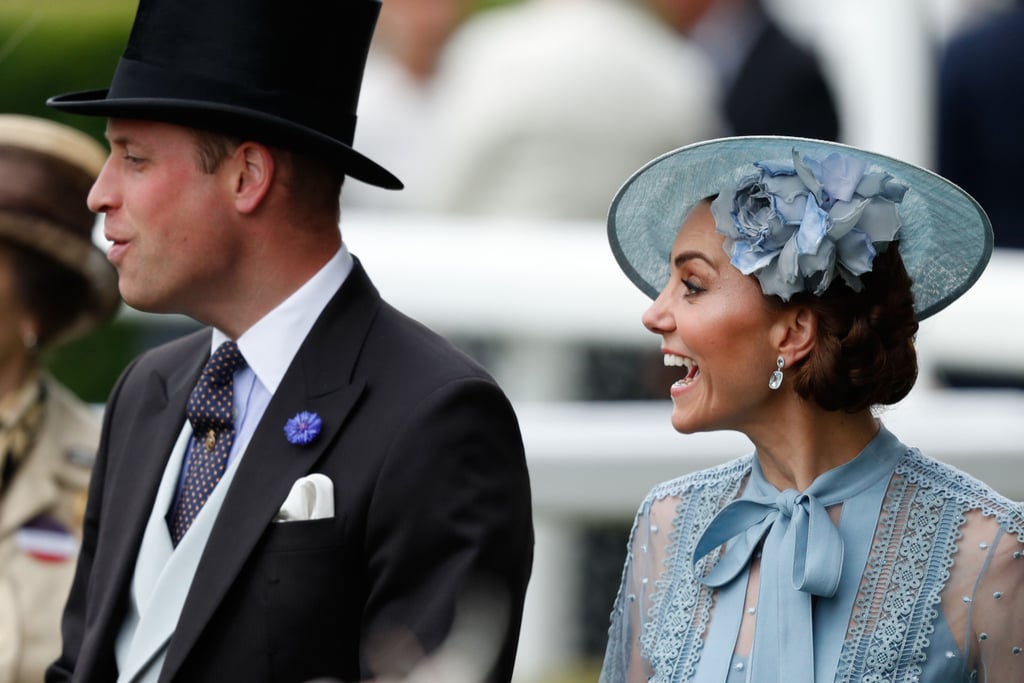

{"left": 664, "top": 354, "right": 698, "bottom": 385}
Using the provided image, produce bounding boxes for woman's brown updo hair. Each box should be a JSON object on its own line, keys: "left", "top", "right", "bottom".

{"left": 783, "top": 243, "right": 919, "bottom": 412}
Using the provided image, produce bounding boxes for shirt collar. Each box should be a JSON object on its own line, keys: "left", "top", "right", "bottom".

{"left": 211, "top": 244, "right": 354, "bottom": 394}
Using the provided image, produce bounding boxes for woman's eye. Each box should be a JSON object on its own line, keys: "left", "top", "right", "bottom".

{"left": 682, "top": 279, "right": 705, "bottom": 296}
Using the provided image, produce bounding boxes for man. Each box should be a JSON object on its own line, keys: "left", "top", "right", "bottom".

{"left": 44, "top": 1, "right": 533, "bottom": 682}
{"left": 647, "top": 0, "right": 839, "bottom": 140}
{"left": 415, "top": 0, "right": 722, "bottom": 221}
{"left": 938, "top": 1, "right": 1024, "bottom": 251}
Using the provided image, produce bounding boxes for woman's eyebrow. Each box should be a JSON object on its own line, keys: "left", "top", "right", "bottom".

{"left": 673, "top": 251, "right": 715, "bottom": 269}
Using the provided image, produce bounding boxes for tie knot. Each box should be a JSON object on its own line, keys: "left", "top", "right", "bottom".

{"left": 187, "top": 341, "right": 247, "bottom": 431}
{"left": 775, "top": 489, "right": 803, "bottom": 517}
{"left": 203, "top": 341, "right": 247, "bottom": 386}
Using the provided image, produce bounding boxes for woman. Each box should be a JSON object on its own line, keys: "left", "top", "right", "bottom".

{"left": 600, "top": 136, "right": 1022, "bottom": 682}
{"left": 0, "top": 114, "right": 119, "bottom": 682}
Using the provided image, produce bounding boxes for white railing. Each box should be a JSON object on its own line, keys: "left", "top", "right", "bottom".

{"left": 341, "top": 209, "right": 1024, "bottom": 390}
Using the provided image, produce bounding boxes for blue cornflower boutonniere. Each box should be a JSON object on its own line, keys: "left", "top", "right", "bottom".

{"left": 284, "top": 411, "right": 322, "bottom": 445}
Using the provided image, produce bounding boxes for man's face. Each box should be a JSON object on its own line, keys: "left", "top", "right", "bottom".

{"left": 648, "top": 0, "right": 718, "bottom": 33}
{"left": 89, "top": 119, "right": 243, "bottom": 318}
{"left": 376, "top": 0, "right": 469, "bottom": 78}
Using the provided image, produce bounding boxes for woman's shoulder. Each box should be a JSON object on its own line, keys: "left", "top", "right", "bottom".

{"left": 25, "top": 377, "right": 99, "bottom": 494}
{"left": 897, "top": 448, "right": 1024, "bottom": 530}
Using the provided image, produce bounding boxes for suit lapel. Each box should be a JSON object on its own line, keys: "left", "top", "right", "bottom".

{"left": 160, "top": 261, "right": 381, "bottom": 680}
{"left": 89, "top": 333, "right": 211, "bottom": 668}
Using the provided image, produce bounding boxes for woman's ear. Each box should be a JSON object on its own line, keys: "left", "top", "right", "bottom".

{"left": 773, "top": 304, "right": 817, "bottom": 366}
{"left": 231, "top": 142, "right": 275, "bottom": 214}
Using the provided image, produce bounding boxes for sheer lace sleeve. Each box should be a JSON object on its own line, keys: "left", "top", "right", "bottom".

{"left": 600, "top": 494, "right": 677, "bottom": 683}
{"left": 939, "top": 507, "right": 1024, "bottom": 681}
{"left": 962, "top": 511, "right": 1024, "bottom": 681}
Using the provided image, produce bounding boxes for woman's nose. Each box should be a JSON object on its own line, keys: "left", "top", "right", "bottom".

{"left": 642, "top": 288, "right": 674, "bottom": 334}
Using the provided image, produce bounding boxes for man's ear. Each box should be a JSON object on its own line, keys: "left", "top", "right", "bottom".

{"left": 772, "top": 304, "right": 817, "bottom": 366}
{"left": 232, "top": 142, "right": 275, "bottom": 213}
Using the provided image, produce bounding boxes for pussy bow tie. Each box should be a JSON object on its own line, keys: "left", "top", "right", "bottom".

{"left": 695, "top": 488, "right": 845, "bottom": 598}
{"left": 692, "top": 430, "right": 901, "bottom": 683}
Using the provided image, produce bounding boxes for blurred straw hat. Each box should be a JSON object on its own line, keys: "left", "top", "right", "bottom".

{"left": 0, "top": 114, "right": 120, "bottom": 345}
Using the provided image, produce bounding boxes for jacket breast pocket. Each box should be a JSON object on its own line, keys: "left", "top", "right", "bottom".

{"left": 256, "top": 515, "right": 363, "bottom": 677}
{"left": 260, "top": 515, "right": 347, "bottom": 554}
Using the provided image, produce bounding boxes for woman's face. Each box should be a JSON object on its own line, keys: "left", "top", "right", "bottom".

{"left": 642, "top": 201, "right": 786, "bottom": 435}
{"left": 0, "top": 248, "right": 35, "bottom": 376}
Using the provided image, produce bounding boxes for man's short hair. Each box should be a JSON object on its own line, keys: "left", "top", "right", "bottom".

{"left": 189, "top": 128, "right": 344, "bottom": 219}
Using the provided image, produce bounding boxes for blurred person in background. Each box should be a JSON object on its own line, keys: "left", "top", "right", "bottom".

{"left": 419, "top": 0, "right": 723, "bottom": 221}
{"left": 344, "top": 0, "right": 473, "bottom": 210}
{"left": 618, "top": 0, "right": 842, "bottom": 401}
{"left": 0, "top": 114, "right": 119, "bottom": 683}
{"left": 647, "top": 0, "right": 839, "bottom": 140}
{"left": 938, "top": 0, "right": 1024, "bottom": 250}
{"left": 599, "top": 136, "right": 1021, "bottom": 681}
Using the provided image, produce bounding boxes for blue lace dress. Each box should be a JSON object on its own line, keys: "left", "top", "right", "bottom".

{"left": 600, "top": 426, "right": 1024, "bottom": 683}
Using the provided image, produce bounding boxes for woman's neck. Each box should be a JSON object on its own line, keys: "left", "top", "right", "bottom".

{"left": 745, "top": 403, "right": 880, "bottom": 491}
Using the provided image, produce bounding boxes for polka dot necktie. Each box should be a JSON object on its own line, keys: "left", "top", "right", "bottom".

{"left": 169, "top": 341, "right": 247, "bottom": 546}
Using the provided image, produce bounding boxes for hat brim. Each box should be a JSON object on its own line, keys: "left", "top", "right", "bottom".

{"left": 0, "top": 113, "right": 107, "bottom": 177}
{"left": 0, "top": 213, "right": 120, "bottom": 346}
{"left": 608, "top": 136, "right": 993, "bottom": 321}
{"left": 48, "top": 90, "right": 403, "bottom": 190}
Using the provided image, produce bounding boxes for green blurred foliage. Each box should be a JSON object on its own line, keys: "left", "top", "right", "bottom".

{"left": 540, "top": 659, "right": 603, "bottom": 683}
{"left": 45, "top": 315, "right": 201, "bottom": 404}
{"left": 0, "top": 1, "right": 135, "bottom": 141}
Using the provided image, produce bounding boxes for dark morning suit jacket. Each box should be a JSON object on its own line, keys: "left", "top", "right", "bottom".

{"left": 47, "top": 258, "right": 534, "bottom": 683}
{"left": 724, "top": 15, "right": 840, "bottom": 142}
{"left": 938, "top": 5, "right": 1024, "bottom": 250}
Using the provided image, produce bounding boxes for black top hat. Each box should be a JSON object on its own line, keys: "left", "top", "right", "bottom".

{"left": 48, "top": 0, "right": 402, "bottom": 189}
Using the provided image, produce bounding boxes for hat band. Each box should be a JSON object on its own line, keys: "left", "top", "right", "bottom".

{"left": 107, "top": 57, "right": 358, "bottom": 144}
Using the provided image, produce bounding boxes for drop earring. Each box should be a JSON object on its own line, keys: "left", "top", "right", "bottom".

{"left": 768, "top": 356, "right": 784, "bottom": 390}
{"left": 21, "top": 327, "right": 38, "bottom": 352}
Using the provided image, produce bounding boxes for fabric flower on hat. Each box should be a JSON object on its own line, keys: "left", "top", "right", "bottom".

{"left": 711, "top": 149, "right": 909, "bottom": 301}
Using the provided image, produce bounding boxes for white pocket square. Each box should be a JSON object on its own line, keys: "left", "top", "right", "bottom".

{"left": 274, "top": 473, "right": 334, "bottom": 522}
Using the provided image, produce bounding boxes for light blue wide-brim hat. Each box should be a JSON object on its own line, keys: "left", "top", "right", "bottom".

{"left": 608, "top": 136, "right": 993, "bottom": 321}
